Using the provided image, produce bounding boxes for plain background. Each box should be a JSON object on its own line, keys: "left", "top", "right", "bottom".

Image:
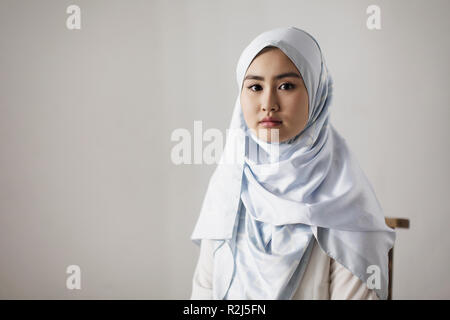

{"left": 1, "top": 0, "right": 449, "bottom": 299}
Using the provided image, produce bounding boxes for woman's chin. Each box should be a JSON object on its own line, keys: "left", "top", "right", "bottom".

{"left": 253, "top": 127, "right": 281, "bottom": 141}
{"left": 256, "top": 133, "right": 291, "bottom": 144}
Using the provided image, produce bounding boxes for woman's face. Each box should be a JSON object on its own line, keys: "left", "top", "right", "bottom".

{"left": 240, "top": 47, "right": 309, "bottom": 143}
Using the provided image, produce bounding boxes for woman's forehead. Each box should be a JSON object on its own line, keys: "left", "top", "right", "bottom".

{"left": 245, "top": 47, "right": 301, "bottom": 76}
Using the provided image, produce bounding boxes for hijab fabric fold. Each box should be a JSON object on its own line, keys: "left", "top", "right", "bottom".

{"left": 191, "top": 26, "right": 396, "bottom": 300}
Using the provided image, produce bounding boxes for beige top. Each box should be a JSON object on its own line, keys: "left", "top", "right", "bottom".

{"left": 191, "top": 238, "right": 379, "bottom": 300}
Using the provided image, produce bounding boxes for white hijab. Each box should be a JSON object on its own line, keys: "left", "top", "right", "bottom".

{"left": 191, "top": 26, "right": 396, "bottom": 300}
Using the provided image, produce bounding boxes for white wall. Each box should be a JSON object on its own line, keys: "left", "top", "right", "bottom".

{"left": 0, "top": 0, "right": 449, "bottom": 299}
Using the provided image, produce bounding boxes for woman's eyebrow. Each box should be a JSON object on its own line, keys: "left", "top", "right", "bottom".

{"left": 244, "top": 72, "right": 301, "bottom": 81}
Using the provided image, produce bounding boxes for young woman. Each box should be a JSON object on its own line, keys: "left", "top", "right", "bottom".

{"left": 190, "top": 27, "right": 396, "bottom": 300}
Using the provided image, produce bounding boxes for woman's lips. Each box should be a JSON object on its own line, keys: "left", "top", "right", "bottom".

{"left": 259, "top": 120, "right": 282, "bottom": 128}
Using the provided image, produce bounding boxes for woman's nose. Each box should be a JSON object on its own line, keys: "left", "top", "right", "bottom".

{"left": 262, "top": 105, "right": 279, "bottom": 112}
{"left": 261, "top": 89, "right": 279, "bottom": 112}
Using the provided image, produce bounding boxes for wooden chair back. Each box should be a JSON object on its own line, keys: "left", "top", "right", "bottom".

{"left": 384, "top": 217, "right": 410, "bottom": 300}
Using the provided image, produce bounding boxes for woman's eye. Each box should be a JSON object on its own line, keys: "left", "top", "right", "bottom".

{"left": 247, "top": 84, "right": 262, "bottom": 92}
{"left": 279, "top": 83, "right": 295, "bottom": 90}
